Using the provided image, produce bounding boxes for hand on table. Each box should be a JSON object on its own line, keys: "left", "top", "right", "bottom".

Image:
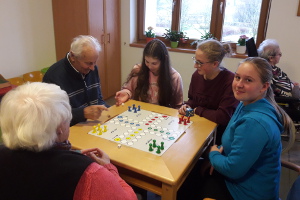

{"left": 81, "top": 148, "right": 110, "bottom": 166}
{"left": 115, "top": 90, "right": 130, "bottom": 106}
{"left": 178, "top": 104, "right": 190, "bottom": 115}
{"left": 84, "top": 105, "right": 108, "bottom": 120}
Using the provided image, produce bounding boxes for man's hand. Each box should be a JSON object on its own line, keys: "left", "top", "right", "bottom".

{"left": 84, "top": 105, "right": 108, "bottom": 120}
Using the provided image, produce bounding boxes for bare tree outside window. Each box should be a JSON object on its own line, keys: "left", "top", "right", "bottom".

{"left": 180, "top": 0, "right": 213, "bottom": 39}
{"left": 222, "top": 0, "right": 262, "bottom": 42}
{"left": 145, "top": 0, "right": 172, "bottom": 36}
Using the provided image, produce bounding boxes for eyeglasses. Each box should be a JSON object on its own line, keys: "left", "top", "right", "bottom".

{"left": 192, "top": 57, "right": 212, "bottom": 67}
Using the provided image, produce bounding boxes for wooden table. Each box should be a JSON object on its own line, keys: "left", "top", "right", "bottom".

{"left": 69, "top": 100, "right": 217, "bottom": 200}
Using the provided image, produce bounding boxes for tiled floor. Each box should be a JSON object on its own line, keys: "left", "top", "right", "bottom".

{"left": 105, "top": 97, "right": 299, "bottom": 200}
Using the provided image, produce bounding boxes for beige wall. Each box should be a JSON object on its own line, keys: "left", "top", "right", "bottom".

{"left": 0, "top": 0, "right": 56, "bottom": 79}
{"left": 1, "top": 0, "right": 299, "bottom": 100}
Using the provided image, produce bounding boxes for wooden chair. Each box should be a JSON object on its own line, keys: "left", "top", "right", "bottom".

{"left": 23, "top": 71, "right": 43, "bottom": 82}
{"left": 281, "top": 159, "right": 300, "bottom": 200}
{"left": 6, "top": 77, "right": 24, "bottom": 86}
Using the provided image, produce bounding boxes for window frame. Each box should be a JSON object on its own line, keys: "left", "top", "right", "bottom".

{"left": 136, "top": 0, "right": 272, "bottom": 50}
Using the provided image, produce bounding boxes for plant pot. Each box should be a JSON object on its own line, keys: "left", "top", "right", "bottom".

{"left": 170, "top": 41, "right": 179, "bottom": 48}
{"left": 236, "top": 44, "right": 246, "bottom": 54}
{"left": 180, "top": 38, "right": 188, "bottom": 44}
{"left": 146, "top": 37, "right": 155, "bottom": 43}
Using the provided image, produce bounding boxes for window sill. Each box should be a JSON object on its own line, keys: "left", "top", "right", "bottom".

{"left": 129, "top": 40, "right": 248, "bottom": 59}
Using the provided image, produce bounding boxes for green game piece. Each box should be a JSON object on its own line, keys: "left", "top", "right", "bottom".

{"left": 153, "top": 140, "right": 157, "bottom": 148}
{"left": 156, "top": 146, "right": 161, "bottom": 154}
{"left": 161, "top": 142, "right": 164, "bottom": 150}
{"left": 149, "top": 143, "right": 153, "bottom": 152}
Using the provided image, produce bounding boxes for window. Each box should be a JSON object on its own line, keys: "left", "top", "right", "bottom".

{"left": 137, "top": 0, "right": 271, "bottom": 48}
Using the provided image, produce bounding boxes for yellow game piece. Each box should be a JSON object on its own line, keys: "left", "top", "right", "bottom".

{"left": 104, "top": 125, "right": 107, "bottom": 132}
{"left": 92, "top": 126, "right": 97, "bottom": 133}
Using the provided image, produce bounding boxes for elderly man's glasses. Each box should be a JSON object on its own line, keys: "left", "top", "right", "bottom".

{"left": 192, "top": 57, "right": 212, "bottom": 67}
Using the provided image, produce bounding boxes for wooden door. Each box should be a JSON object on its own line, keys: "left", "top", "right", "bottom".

{"left": 52, "top": 0, "right": 120, "bottom": 99}
{"left": 104, "top": 0, "right": 121, "bottom": 98}
{"left": 88, "top": 0, "right": 107, "bottom": 97}
{"left": 52, "top": 0, "right": 89, "bottom": 60}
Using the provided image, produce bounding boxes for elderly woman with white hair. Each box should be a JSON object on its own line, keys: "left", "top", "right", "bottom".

{"left": 0, "top": 82, "right": 137, "bottom": 200}
{"left": 257, "top": 39, "right": 300, "bottom": 98}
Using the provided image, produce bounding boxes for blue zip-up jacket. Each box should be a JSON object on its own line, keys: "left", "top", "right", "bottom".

{"left": 209, "top": 99, "right": 282, "bottom": 200}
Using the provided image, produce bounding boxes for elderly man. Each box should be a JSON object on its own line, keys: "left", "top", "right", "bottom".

{"left": 43, "top": 35, "right": 108, "bottom": 126}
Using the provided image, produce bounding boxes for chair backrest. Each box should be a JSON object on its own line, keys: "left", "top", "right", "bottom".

{"left": 275, "top": 96, "right": 300, "bottom": 122}
{"left": 7, "top": 77, "right": 24, "bottom": 86}
{"left": 246, "top": 37, "right": 258, "bottom": 57}
{"left": 23, "top": 71, "right": 43, "bottom": 82}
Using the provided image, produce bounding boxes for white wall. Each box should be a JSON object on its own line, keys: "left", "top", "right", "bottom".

{"left": 0, "top": 0, "right": 56, "bottom": 79}
{"left": 1, "top": 0, "right": 299, "bottom": 99}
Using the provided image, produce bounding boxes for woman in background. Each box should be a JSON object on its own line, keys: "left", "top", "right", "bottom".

{"left": 257, "top": 39, "right": 300, "bottom": 98}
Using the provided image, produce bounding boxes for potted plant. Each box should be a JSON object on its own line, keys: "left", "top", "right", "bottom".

{"left": 236, "top": 35, "right": 248, "bottom": 54}
{"left": 190, "top": 30, "right": 216, "bottom": 47}
{"left": 163, "top": 29, "right": 182, "bottom": 48}
{"left": 179, "top": 31, "right": 189, "bottom": 44}
{"left": 145, "top": 26, "right": 155, "bottom": 43}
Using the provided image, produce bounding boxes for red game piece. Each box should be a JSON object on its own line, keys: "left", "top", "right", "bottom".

{"left": 183, "top": 119, "right": 187, "bottom": 125}
{"left": 178, "top": 118, "right": 182, "bottom": 124}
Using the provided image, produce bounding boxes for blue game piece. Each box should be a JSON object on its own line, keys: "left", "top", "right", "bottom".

{"left": 128, "top": 106, "right": 131, "bottom": 112}
{"left": 138, "top": 105, "right": 141, "bottom": 111}
{"left": 185, "top": 108, "right": 194, "bottom": 117}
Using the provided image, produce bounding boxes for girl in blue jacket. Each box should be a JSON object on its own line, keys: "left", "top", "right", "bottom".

{"left": 200, "top": 57, "right": 293, "bottom": 200}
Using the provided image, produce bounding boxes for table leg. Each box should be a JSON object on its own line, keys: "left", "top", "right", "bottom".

{"left": 161, "top": 183, "right": 177, "bottom": 200}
